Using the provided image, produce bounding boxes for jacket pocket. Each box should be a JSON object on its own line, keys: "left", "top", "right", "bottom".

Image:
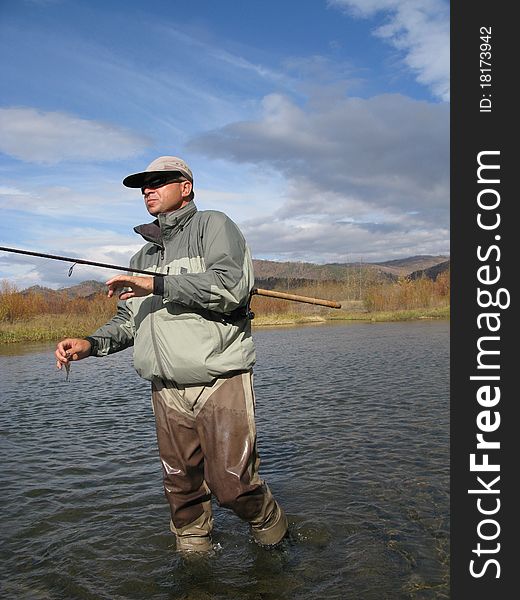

{"left": 153, "top": 312, "right": 220, "bottom": 383}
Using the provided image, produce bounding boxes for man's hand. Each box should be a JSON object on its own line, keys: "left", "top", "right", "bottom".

{"left": 105, "top": 275, "right": 154, "bottom": 300}
{"left": 55, "top": 338, "right": 92, "bottom": 370}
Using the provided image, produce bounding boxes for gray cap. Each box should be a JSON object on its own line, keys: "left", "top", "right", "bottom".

{"left": 123, "top": 156, "right": 193, "bottom": 188}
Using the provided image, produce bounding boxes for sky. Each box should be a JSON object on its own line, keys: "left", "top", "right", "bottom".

{"left": 0, "top": 0, "right": 449, "bottom": 289}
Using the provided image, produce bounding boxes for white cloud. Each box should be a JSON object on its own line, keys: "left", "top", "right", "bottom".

{"left": 0, "top": 107, "right": 151, "bottom": 164}
{"left": 190, "top": 92, "right": 448, "bottom": 215}
{"left": 0, "top": 182, "right": 151, "bottom": 288}
{"left": 188, "top": 90, "right": 449, "bottom": 262}
{"left": 0, "top": 182, "right": 143, "bottom": 225}
{"left": 241, "top": 216, "right": 448, "bottom": 263}
{"left": 0, "top": 226, "right": 143, "bottom": 289}
{"left": 0, "top": 185, "right": 29, "bottom": 197}
{"left": 329, "top": 0, "right": 450, "bottom": 101}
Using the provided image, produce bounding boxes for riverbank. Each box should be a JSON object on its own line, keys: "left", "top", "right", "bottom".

{"left": 253, "top": 305, "right": 450, "bottom": 327}
{"left": 0, "top": 306, "right": 450, "bottom": 344}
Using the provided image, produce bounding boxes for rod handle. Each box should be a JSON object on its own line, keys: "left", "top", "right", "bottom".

{"left": 252, "top": 288, "right": 342, "bottom": 309}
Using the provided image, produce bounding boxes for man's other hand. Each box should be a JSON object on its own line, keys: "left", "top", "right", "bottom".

{"left": 105, "top": 275, "right": 154, "bottom": 300}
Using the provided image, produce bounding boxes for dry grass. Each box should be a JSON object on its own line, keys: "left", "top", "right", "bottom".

{"left": 0, "top": 314, "right": 114, "bottom": 343}
{"left": 363, "top": 270, "right": 450, "bottom": 312}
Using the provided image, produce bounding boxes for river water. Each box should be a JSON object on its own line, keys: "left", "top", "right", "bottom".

{"left": 0, "top": 321, "right": 449, "bottom": 599}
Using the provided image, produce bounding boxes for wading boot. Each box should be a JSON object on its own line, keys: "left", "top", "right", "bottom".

{"left": 170, "top": 501, "right": 214, "bottom": 554}
{"left": 250, "top": 502, "right": 288, "bottom": 547}
{"left": 174, "top": 532, "right": 213, "bottom": 553}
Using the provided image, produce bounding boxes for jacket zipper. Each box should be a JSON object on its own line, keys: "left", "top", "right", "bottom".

{"left": 150, "top": 246, "right": 167, "bottom": 380}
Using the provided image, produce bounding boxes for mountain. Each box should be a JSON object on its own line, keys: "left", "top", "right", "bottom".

{"left": 57, "top": 280, "right": 107, "bottom": 298}
{"left": 22, "top": 280, "right": 107, "bottom": 299}
{"left": 20, "top": 284, "right": 56, "bottom": 302}
{"left": 252, "top": 255, "right": 449, "bottom": 283}
{"left": 373, "top": 255, "right": 450, "bottom": 276}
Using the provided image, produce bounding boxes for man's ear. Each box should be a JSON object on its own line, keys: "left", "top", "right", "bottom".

{"left": 181, "top": 180, "right": 193, "bottom": 198}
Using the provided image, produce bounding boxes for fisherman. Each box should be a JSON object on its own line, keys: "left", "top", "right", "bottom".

{"left": 55, "top": 156, "right": 288, "bottom": 553}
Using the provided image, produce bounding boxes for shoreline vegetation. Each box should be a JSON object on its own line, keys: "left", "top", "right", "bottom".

{"left": 0, "top": 271, "right": 450, "bottom": 344}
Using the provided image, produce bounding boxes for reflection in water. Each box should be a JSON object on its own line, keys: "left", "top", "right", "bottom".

{"left": 0, "top": 321, "right": 449, "bottom": 599}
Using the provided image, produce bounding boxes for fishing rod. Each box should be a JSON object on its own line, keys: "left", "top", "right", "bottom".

{"left": 0, "top": 245, "right": 342, "bottom": 309}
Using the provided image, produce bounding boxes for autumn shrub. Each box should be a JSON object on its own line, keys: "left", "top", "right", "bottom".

{"left": 0, "top": 281, "right": 117, "bottom": 323}
{"left": 364, "top": 270, "right": 450, "bottom": 312}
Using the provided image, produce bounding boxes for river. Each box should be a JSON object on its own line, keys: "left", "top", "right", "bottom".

{"left": 0, "top": 320, "right": 449, "bottom": 599}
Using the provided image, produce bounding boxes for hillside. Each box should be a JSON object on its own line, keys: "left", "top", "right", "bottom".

{"left": 23, "top": 280, "right": 106, "bottom": 299}
{"left": 408, "top": 260, "right": 450, "bottom": 281}
{"left": 374, "top": 255, "right": 450, "bottom": 276}
{"left": 252, "top": 254, "right": 449, "bottom": 283}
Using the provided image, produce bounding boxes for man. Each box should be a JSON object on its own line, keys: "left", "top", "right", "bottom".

{"left": 55, "top": 156, "right": 287, "bottom": 553}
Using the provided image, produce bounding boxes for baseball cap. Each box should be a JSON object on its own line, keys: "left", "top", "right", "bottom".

{"left": 123, "top": 156, "right": 193, "bottom": 188}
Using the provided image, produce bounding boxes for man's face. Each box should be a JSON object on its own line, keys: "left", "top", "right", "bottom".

{"left": 142, "top": 178, "right": 192, "bottom": 215}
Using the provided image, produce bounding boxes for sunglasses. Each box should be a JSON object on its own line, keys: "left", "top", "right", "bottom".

{"left": 141, "top": 175, "right": 186, "bottom": 192}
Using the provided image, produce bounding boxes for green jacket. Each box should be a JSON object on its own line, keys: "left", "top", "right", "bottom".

{"left": 88, "top": 202, "right": 256, "bottom": 384}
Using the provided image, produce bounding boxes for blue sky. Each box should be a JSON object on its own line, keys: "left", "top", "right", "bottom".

{"left": 0, "top": 0, "right": 449, "bottom": 288}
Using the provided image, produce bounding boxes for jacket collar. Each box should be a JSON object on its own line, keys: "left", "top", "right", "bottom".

{"left": 134, "top": 202, "right": 198, "bottom": 247}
